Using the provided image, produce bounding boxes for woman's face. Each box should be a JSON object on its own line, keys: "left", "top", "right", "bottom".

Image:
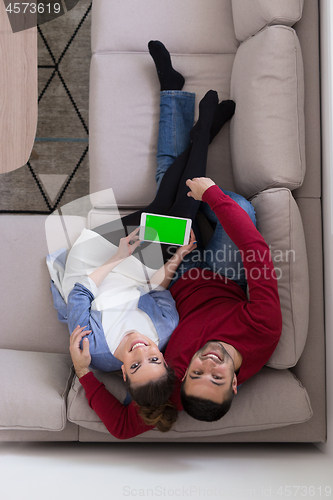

{"left": 121, "top": 332, "right": 167, "bottom": 386}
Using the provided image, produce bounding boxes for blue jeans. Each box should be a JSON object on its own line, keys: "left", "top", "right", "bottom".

{"left": 156, "top": 91, "right": 196, "bottom": 189}
{"left": 156, "top": 91, "right": 256, "bottom": 291}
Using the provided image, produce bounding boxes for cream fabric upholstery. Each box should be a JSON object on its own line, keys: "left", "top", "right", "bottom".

{"left": 231, "top": 0, "right": 304, "bottom": 42}
{"left": 67, "top": 370, "right": 127, "bottom": 430}
{"left": 67, "top": 367, "right": 312, "bottom": 437}
{"left": 0, "top": 215, "right": 70, "bottom": 354}
{"left": 0, "top": 350, "right": 73, "bottom": 431}
{"left": 89, "top": 53, "right": 236, "bottom": 203}
{"left": 251, "top": 189, "right": 309, "bottom": 368}
{"left": 91, "top": 0, "right": 238, "bottom": 55}
{"left": 0, "top": 0, "right": 324, "bottom": 443}
{"left": 230, "top": 26, "right": 306, "bottom": 198}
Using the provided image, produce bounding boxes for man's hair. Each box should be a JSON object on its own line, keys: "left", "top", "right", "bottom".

{"left": 180, "top": 381, "right": 234, "bottom": 422}
{"left": 124, "top": 365, "right": 178, "bottom": 432}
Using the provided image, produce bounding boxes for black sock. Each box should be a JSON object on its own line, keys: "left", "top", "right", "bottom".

{"left": 209, "top": 100, "right": 236, "bottom": 143}
{"left": 148, "top": 40, "right": 185, "bottom": 91}
{"left": 189, "top": 90, "right": 219, "bottom": 141}
{"left": 190, "top": 99, "right": 235, "bottom": 144}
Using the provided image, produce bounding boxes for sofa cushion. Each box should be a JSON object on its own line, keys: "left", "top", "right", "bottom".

{"left": 90, "top": 52, "right": 236, "bottom": 204}
{"left": 67, "top": 367, "right": 312, "bottom": 437}
{"left": 0, "top": 215, "right": 73, "bottom": 354}
{"left": 251, "top": 188, "right": 309, "bottom": 368}
{"left": 91, "top": 0, "right": 238, "bottom": 55}
{"left": 231, "top": 0, "right": 304, "bottom": 42}
{"left": 0, "top": 350, "right": 73, "bottom": 431}
{"left": 230, "top": 26, "right": 306, "bottom": 199}
{"left": 45, "top": 213, "right": 86, "bottom": 254}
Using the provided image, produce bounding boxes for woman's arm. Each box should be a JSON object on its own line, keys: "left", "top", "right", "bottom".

{"left": 88, "top": 227, "right": 142, "bottom": 287}
{"left": 149, "top": 229, "right": 197, "bottom": 289}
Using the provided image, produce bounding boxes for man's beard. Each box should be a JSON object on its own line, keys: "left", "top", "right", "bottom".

{"left": 196, "top": 340, "right": 235, "bottom": 369}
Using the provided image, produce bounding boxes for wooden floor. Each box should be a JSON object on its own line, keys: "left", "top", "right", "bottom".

{"left": 0, "top": 1, "right": 37, "bottom": 174}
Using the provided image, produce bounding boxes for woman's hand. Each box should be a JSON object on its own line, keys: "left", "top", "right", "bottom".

{"left": 89, "top": 227, "right": 142, "bottom": 288}
{"left": 69, "top": 325, "right": 92, "bottom": 378}
{"left": 186, "top": 177, "right": 216, "bottom": 201}
{"left": 115, "top": 226, "right": 142, "bottom": 261}
{"left": 175, "top": 229, "right": 197, "bottom": 261}
{"left": 149, "top": 229, "right": 197, "bottom": 289}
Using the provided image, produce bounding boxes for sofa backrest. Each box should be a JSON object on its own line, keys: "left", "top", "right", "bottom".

{"left": 231, "top": 0, "right": 304, "bottom": 42}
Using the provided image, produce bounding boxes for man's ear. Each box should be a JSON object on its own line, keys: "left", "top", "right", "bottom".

{"left": 232, "top": 373, "right": 238, "bottom": 394}
{"left": 181, "top": 368, "right": 188, "bottom": 382}
{"left": 162, "top": 354, "right": 168, "bottom": 368}
{"left": 121, "top": 365, "right": 126, "bottom": 382}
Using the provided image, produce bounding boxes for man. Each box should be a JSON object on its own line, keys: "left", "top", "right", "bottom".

{"left": 165, "top": 176, "right": 282, "bottom": 422}
{"left": 69, "top": 176, "right": 282, "bottom": 437}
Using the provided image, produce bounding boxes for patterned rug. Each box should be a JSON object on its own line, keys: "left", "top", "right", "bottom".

{"left": 0, "top": 0, "right": 92, "bottom": 214}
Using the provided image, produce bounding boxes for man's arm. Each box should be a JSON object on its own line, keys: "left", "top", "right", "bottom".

{"left": 187, "top": 178, "right": 282, "bottom": 333}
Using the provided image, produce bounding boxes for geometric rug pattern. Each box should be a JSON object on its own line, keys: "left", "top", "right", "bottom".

{"left": 0, "top": 0, "right": 92, "bottom": 214}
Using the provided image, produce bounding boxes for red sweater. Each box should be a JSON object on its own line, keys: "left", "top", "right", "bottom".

{"left": 80, "top": 186, "right": 282, "bottom": 439}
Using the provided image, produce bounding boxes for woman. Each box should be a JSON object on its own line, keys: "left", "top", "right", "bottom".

{"left": 50, "top": 41, "right": 235, "bottom": 431}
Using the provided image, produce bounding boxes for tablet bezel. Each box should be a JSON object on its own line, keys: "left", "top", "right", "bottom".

{"left": 139, "top": 212, "right": 192, "bottom": 246}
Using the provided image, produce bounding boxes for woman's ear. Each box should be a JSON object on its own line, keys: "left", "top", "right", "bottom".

{"left": 121, "top": 364, "right": 126, "bottom": 382}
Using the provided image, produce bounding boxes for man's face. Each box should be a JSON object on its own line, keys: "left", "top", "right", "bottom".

{"left": 182, "top": 341, "right": 237, "bottom": 403}
{"left": 121, "top": 332, "right": 167, "bottom": 386}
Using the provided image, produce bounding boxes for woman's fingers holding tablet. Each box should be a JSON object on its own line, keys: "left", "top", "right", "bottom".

{"left": 128, "top": 226, "right": 141, "bottom": 238}
{"left": 176, "top": 229, "right": 197, "bottom": 260}
{"left": 127, "top": 235, "right": 142, "bottom": 255}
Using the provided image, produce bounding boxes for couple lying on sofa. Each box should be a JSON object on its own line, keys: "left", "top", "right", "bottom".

{"left": 49, "top": 41, "right": 282, "bottom": 439}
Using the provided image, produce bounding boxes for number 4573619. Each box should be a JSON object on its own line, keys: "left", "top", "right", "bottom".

{"left": 6, "top": 3, "right": 61, "bottom": 14}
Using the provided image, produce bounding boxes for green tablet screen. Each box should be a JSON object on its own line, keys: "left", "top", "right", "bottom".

{"left": 144, "top": 214, "right": 187, "bottom": 245}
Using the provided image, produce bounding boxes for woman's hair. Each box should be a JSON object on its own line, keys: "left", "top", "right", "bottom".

{"left": 124, "top": 365, "right": 178, "bottom": 432}
{"left": 138, "top": 401, "right": 178, "bottom": 432}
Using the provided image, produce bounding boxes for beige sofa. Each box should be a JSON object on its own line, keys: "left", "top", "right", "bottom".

{"left": 0, "top": 0, "right": 326, "bottom": 443}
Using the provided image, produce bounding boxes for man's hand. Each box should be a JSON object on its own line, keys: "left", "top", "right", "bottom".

{"left": 186, "top": 177, "right": 216, "bottom": 201}
{"left": 69, "top": 325, "right": 92, "bottom": 378}
{"left": 175, "top": 229, "right": 197, "bottom": 260}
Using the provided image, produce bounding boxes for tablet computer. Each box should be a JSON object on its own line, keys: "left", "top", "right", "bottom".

{"left": 139, "top": 213, "right": 192, "bottom": 246}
